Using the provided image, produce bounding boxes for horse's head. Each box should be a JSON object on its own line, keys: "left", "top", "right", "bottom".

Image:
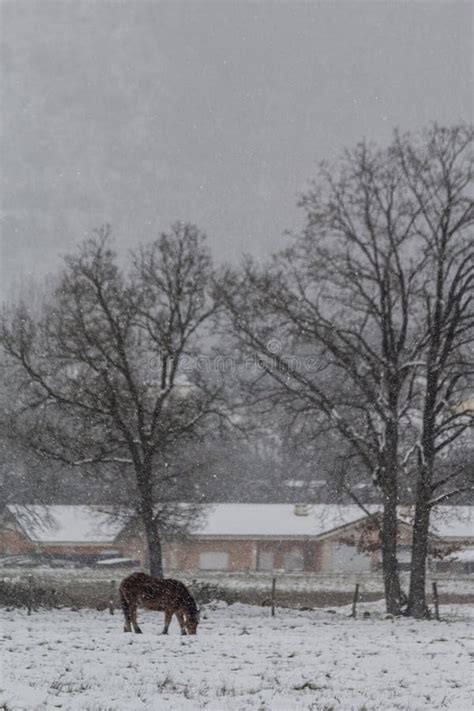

{"left": 184, "top": 607, "right": 200, "bottom": 635}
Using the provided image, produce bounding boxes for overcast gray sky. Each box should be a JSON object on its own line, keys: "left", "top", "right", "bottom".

{"left": 1, "top": 0, "right": 472, "bottom": 300}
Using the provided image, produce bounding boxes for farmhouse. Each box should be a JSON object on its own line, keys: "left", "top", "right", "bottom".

{"left": 0, "top": 505, "right": 137, "bottom": 565}
{"left": 162, "top": 504, "right": 396, "bottom": 573}
{"left": 160, "top": 504, "right": 474, "bottom": 574}
{"left": 1, "top": 503, "right": 472, "bottom": 574}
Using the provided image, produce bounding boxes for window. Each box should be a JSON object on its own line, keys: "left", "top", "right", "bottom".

{"left": 325, "top": 543, "right": 371, "bottom": 573}
{"left": 283, "top": 548, "right": 304, "bottom": 572}
{"left": 257, "top": 550, "right": 274, "bottom": 571}
{"left": 199, "top": 551, "right": 229, "bottom": 570}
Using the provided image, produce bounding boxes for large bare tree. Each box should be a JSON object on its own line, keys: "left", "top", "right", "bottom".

{"left": 394, "top": 126, "right": 474, "bottom": 617}
{"left": 220, "top": 123, "right": 473, "bottom": 616}
{"left": 1, "top": 223, "right": 220, "bottom": 576}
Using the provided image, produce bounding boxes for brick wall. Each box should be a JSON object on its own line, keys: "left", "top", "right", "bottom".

{"left": 164, "top": 538, "right": 325, "bottom": 573}
{"left": 166, "top": 539, "right": 256, "bottom": 572}
{"left": 0, "top": 530, "right": 35, "bottom": 555}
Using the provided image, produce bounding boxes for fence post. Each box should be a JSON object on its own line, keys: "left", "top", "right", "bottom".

{"left": 27, "top": 574, "right": 33, "bottom": 616}
{"left": 432, "top": 581, "right": 440, "bottom": 621}
{"left": 270, "top": 576, "right": 277, "bottom": 617}
{"left": 109, "top": 580, "right": 116, "bottom": 615}
{"left": 351, "top": 583, "right": 360, "bottom": 618}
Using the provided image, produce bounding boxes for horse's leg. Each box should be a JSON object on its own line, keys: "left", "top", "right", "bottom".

{"left": 121, "top": 591, "right": 132, "bottom": 633}
{"left": 131, "top": 604, "right": 142, "bottom": 634}
{"left": 162, "top": 609, "right": 172, "bottom": 635}
{"left": 176, "top": 610, "right": 187, "bottom": 636}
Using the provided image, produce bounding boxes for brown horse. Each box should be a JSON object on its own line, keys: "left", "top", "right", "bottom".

{"left": 119, "top": 572, "right": 200, "bottom": 635}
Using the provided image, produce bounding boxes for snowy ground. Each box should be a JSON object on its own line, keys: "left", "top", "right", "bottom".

{"left": 1, "top": 602, "right": 472, "bottom": 711}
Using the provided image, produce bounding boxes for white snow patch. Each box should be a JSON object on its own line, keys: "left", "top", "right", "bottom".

{"left": 0, "top": 603, "right": 472, "bottom": 710}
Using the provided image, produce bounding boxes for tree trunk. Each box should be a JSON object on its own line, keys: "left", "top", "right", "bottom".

{"left": 406, "top": 482, "right": 431, "bottom": 618}
{"left": 380, "top": 392, "right": 404, "bottom": 615}
{"left": 381, "top": 493, "right": 403, "bottom": 615}
{"left": 144, "top": 517, "right": 164, "bottom": 578}
{"left": 137, "top": 461, "right": 164, "bottom": 578}
{"left": 407, "top": 360, "right": 438, "bottom": 618}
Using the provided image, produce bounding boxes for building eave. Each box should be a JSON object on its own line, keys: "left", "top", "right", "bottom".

{"left": 30, "top": 540, "right": 118, "bottom": 547}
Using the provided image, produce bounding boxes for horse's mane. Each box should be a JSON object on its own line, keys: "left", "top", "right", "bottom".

{"left": 167, "top": 579, "right": 198, "bottom": 618}
{"left": 179, "top": 583, "right": 198, "bottom": 618}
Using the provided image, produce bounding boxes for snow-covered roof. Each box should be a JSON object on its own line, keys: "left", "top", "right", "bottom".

{"left": 431, "top": 507, "right": 473, "bottom": 539}
{"left": 192, "top": 504, "right": 473, "bottom": 539}
{"left": 400, "top": 506, "right": 473, "bottom": 540}
{"left": 190, "top": 504, "right": 377, "bottom": 538}
{"left": 5, "top": 503, "right": 472, "bottom": 543}
{"left": 6, "top": 505, "right": 125, "bottom": 544}
{"left": 448, "top": 548, "right": 474, "bottom": 563}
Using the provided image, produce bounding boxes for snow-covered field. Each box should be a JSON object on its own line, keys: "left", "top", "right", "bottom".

{"left": 1, "top": 602, "right": 472, "bottom": 711}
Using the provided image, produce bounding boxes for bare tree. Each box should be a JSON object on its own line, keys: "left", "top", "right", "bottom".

{"left": 220, "top": 124, "right": 473, "bottom": 616}
{"left": 219, "top": 265, "right": 411, "bottom": 613}
{"left": 1, "top": 224, "right": 220, "bottom": 576}
{"left": 394, "top": 125, "right": 474, "bottom": 617}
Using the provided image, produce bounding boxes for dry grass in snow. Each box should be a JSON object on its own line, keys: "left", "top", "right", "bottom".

{"left": 0, "top": 601, "right": 472, "bottom": 710}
